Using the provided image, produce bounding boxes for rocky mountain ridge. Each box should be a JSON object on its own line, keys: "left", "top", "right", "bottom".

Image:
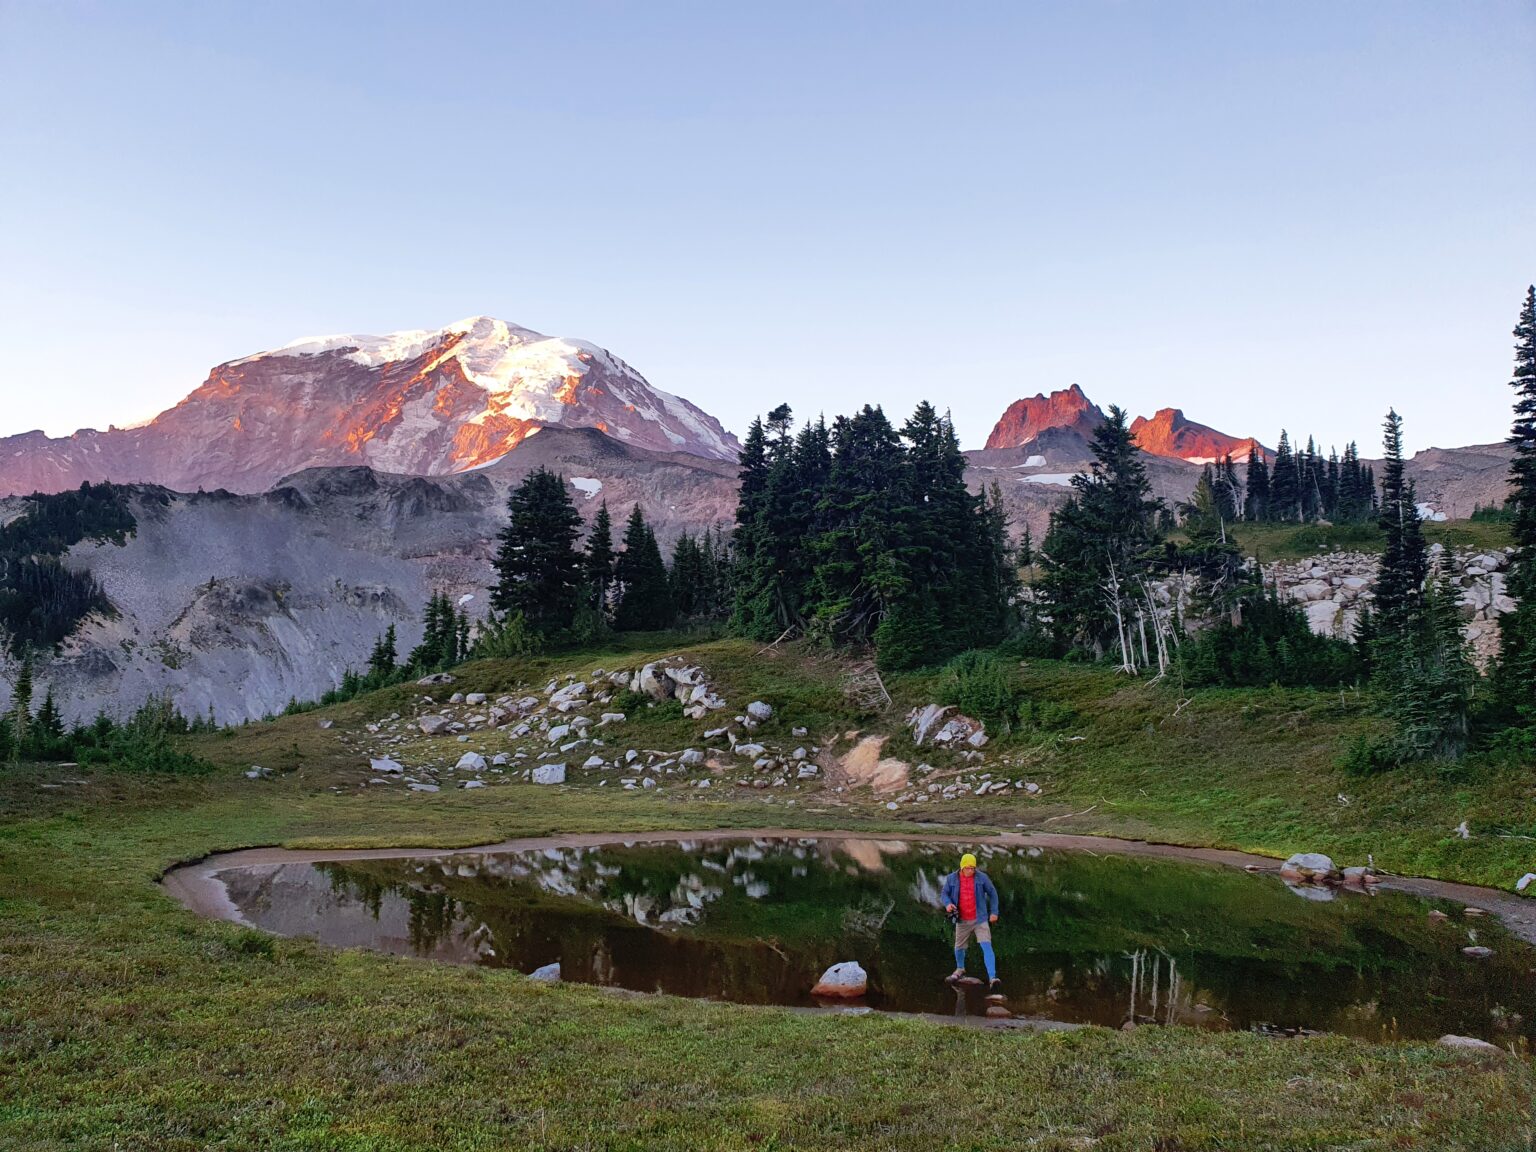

{"left": 0, "top": 429, "right": 737, "bottom": 725}
{"left": 1129, "top": 408, "right": 1268, "bottom": 464}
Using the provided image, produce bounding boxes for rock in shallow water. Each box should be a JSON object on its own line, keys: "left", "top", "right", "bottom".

{"left": 1279, "top": 852, "right": 1340, "bottom": 884}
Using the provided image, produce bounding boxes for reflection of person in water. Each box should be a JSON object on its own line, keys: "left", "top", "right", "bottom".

{"left": 941, "top": 852, "right": 1000, "bottom": 988}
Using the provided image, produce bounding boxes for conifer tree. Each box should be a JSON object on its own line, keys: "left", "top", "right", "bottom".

{"left": 407, "top": 593, "right": 467, "bottom": 671}
{"left": 614, "top": 506, "right": 675, "bottom": 631}
{"left": 1269, "top": 431, "right": 1299, "bottom": 521}
{"left": 1037, "top": 407, "right": 1163, "bottom": 664}
{"left": 670, "top": 531, "right": 712, "bottom": 619}
{"left": 1496, "top": 284, "right": 1536, "bottom": 719}
{"left": 809, "top": 405, "right": 911, "bottom": 646}
{"left": 1243, "top": 446, "right": 1270, "bottom": 522}
{"left": 1324, "top": 449, "right": 1341, "bottom": 520}
{"left": 33, "top": 686, "right": 64, "bottom": 759}
{"left": 731, "top": 407, "right": 805, "bottom": 639}
{"left": 491, "top": 468, "right": 584, "bottom": 637}
{"left": 8, "top": 659, "right": 32, "bottom": 763}
{"left": 1214, "top": 454, "right": 1242, "bottom": 523}
{"left": 583, "top": 501, "right": 617, "bottom": 616}
{"left": 1373, "top": 409, "right": 1428, "bottom": 639}
{"left": 1367, "top": 409, "right": 1472, "bottom": 763}
{"left": 367, "top": 624, "right": 397, "bottom": 682}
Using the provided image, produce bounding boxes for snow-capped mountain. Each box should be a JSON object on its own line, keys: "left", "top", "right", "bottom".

{"left": 0, "top": 317, "right": 739, "bottom": 497}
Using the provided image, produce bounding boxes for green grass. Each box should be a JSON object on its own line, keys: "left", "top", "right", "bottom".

{"left": 4, "top": 640, "right": 1536, "bottom": 1149}
{"left": 1229, "top": 518, "right": 1513, "bottom": 562}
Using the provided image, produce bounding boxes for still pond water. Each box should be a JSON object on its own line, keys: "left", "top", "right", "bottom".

{"left": 217, "top": 837, "right": 1536, "bottom": 1043}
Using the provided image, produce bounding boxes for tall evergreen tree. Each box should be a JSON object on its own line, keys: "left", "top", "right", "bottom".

{"left": 1324, "top": 449, "right": 1341, "bottom": 520}
{"left": 367, "top": 624, "right": 398, "bottom": 681}
{"left": 1214, "top": 454, "right": 1243, "bottom": 524}
{"left": 1367, "top": 409, "right": 1470, "bottom": 763}
{"left": 670, "top": 531, "right": 714, "bottom": 619}
{"left": 809, "top": 405, "right": 911, "bottom": 647}
{"left": 614, "top": 506, "right": 675, "bottom": 631}
{"left": 1373, "top": 409, "right": 1429, "bottom": 639}
{"left": 1268, "top": 431, "right": 1299, "bottom": 521}
{"left": 1243, "top": 446, "right": 1270, "bottom": 522}
{"left": 33, "top": 686, "right": 64, "bottom": 759}
{"left": 583, "top": 501, "right": 617, "bottom": 616}
{"left": 491, "top": 468, "right": 584, "bottom": 637}
{"left": 407, "top": 593, "right": 469, "bottom": 671}
{"left": 1036, "top": 407, "right": 1163, "bottom": 664}
{"left": 8, "top": 658, "right": 32, "bottom": 763}
{"left": 731, "top": 407, "right": 811, "bottom": 639}
{"left": 1496, "top": 285, "right": 1536, "bottom": 720}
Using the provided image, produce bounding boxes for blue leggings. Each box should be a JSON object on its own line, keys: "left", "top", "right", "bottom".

{"left": 955, "top": 939, "right": 997, "bottom": 980}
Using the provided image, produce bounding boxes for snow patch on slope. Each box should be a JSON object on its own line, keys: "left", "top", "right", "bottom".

{"left": 1021, "top": 473, "right": 1081, "bottom": 487}
{"left": 569, "top": 477, "right": 603, "bottom": 499}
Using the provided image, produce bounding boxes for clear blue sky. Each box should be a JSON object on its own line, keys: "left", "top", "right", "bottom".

{"left": 2, "top": 1, "right": 1532, "bottom": 455}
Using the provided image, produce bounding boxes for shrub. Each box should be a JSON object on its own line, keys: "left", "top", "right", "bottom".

{"left": 76, "top": 695, "right": 210, "bottom": 774}
{"left": 938, "top": 651, "right": 1019, "bottom": 731}
{"left": 1180, "top": 588, "right": 1359, "bottom": 688}
{"left": 471, "top": 608, "right": 544, "bottom": 660}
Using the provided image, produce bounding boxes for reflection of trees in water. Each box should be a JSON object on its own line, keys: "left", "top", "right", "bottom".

{"left": 317, "top": 862, "right": 386, "bottom": 919}
{"left": 316, "top": 862, "right": 463, "bottom": 955}
{"left": 302, "top": 840, "right": 1536, "bottom": 1043}
{"left": 406, "top": 889, "right": 459, "bottom": 954}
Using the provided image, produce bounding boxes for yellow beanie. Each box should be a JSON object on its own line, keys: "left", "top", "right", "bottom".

{"left": 960, "top": 852, "right": 978, "bottom": 869}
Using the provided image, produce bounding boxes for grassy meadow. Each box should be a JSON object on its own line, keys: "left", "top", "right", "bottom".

{"left": 4, "top": 625, "right": 1536, "bottom": 1149}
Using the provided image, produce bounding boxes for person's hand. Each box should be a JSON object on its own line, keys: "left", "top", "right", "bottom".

{"left": 945, "top": 903, "right": 956, "bottom": 913}
{"left": 989, "top": 914, "right": 998, "bottom": 924}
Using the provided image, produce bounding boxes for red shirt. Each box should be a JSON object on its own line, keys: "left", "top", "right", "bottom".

{"left": 958, "top": 873, "right": 977, "bottom": 921}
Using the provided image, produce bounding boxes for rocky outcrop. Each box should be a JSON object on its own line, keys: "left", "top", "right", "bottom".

{"left": 0, "top": 316, "right": 739, "bottom": 498}
{"left": 1129, "top": 408, "right": 1267, "bottom": 464}
{"left": 1262, "top": 546, "right": 1517, "bottom": 664}
{"left": 984, "top": 385, "right": 1105, "bottom": 450}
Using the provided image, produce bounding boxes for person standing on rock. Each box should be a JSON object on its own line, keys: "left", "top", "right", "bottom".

{"left": 942, "top": 852, "right": 1000, "bottom": 988}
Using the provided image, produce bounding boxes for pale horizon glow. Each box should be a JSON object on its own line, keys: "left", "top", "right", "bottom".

{"left": 1, "top": 2, "right": 1533, "bottom": 457}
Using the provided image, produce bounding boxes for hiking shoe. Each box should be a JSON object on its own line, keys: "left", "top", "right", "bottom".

{"left": 989, "top": 978, "right": 1002, "bottom": 991}
{"left": 946, "top": 968, "right": 966, "bottom": 983}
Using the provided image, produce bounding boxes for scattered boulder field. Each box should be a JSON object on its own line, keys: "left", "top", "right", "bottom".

{"left": 255, "top": 654, "right": 1055, "bottom": 808}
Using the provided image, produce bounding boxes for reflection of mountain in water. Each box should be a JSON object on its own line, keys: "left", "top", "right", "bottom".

{"left": 216, "top": 839, "right": 1536, "bottom": 1044}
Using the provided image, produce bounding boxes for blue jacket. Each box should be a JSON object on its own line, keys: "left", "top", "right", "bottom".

{"left": 940, "top": 869, "right": 999, "bottom": 922}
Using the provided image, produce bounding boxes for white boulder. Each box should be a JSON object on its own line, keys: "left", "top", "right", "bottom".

{"left": 1280, "top": 852, "right": 1340, "bottom": 884}
{"left": 811, "top": 961, "right": 868, "bottom": 998}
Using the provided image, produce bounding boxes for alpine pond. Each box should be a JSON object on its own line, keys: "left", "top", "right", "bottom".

{"left": 209, "top": 836, "right": 1536, "bottom": 1044}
